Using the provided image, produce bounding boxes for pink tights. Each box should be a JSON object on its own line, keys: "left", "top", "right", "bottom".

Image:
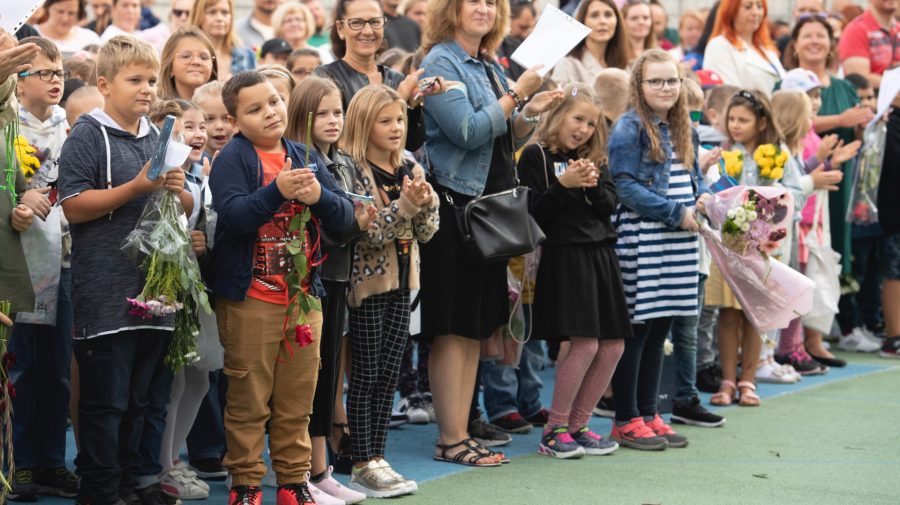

{"left": 548, "top": 337, "right": 624, "bottom": 431}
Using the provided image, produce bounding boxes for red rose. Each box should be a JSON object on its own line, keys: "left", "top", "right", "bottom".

{"left": 295, "top": 324, "right": 314, "bottom": 348}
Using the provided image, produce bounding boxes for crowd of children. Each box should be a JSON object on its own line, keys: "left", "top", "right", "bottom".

{"left": 1, "top": 0, "right": 899, "bottom": 504}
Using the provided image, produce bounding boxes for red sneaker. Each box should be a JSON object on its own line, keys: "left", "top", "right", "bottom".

{"left": 609, "top": 417, "right": 668, "bottom": 451}
{"left": 229, "top": 486, "right": 262, "bottom": 505}
{"left": 645, "top": 414, "right": 688, "bottom": 448}
{"left": 276, "top": 483, "right": 316, "bottom": 505}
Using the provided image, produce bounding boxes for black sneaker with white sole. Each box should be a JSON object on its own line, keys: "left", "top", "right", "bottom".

{"left": 34, "top": 467, "right": 79, "bottom": 498}
{"left": 592, "top": 396, "right": 614, "bottom": 418}
{"left": 467, "top": 417, "right": 512, "bottom": 447}
{"left": 189, "top": 458, "right": 228, "bottom": 480}
{"left": 671, "top": 396, "right": 726, "bottom": 428}
{"left": 9, "top": 469, "right": 38, "bottom": 502}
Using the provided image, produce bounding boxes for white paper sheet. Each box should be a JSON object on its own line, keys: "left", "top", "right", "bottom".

{"left": 510, "top": 4, "right": 591, "bottom": 78}
{"left": 871, "top": 67, "right": 900, "bottom": 126}
{"left": 0, "top": 0, "right": 45, "bottom": 34}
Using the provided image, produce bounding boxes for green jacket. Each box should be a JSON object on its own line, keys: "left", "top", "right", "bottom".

{"left": 0, "top": 75, "right": 35, "bottom": 314}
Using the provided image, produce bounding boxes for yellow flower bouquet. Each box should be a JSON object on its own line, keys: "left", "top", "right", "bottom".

{"left": 752, "top": 143, "right": 788, "bottom": 182}
{"left": 721, "top": 149, "right": 744, "bottom": 179}
{"left": 13, "top": 135, "right": 40, "bottom": 180}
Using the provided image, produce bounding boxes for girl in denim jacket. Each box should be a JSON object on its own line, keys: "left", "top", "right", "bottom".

{"left": 608, "top": 50, "right": 711, "bottom": 451}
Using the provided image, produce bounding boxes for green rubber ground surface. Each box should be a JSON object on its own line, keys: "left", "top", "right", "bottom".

{"left": 399, "top": 353, "right": 900, "bottom": 505}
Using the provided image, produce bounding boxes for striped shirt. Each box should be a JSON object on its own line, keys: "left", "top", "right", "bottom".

{"left": 615, "top": 160, "right": 700, "bottom": 322}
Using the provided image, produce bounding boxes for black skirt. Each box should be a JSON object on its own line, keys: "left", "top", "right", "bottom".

{"left": 533, "top": 244, "right": 634, "bottom": 341}
{"left": 419, "top": 193, "right": 509, "bottom": 341}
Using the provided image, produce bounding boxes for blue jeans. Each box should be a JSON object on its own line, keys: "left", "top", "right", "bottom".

{"left": 670, "top": 275, "right": 705, "bottom": 400}
{"left": 186, "top": 370, "right": 227, "bottom": 462}
{"left": 481, "top": 338, "right": 544, "bottom": 421}
{"left": 134, "top": 364, "right": 174, "bottom": 487}
{"left": 10, "top": 268, "right": 73, "bottom": 470}
{"left": 74, "top": 329, "right": 169, "bottom": 505}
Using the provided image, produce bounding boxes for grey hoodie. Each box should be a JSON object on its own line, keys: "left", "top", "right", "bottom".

{"left": 58, "top": 111, "right": 174, "bottom": 339}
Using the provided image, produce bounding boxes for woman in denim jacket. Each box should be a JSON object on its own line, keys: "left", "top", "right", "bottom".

{"left": 417, "top": 0, "right": 562, "bottom": 467}
{"left": 608, "top": 50, "right": 711, "bottom": 451}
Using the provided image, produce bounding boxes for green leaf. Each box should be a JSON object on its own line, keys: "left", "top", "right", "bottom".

{"left": 286, "top": 242, "right": 302, "bottom": 255}
{"left": 299, "top": 295, "right": 311, "bottom": 313}
{"left": 308, "top": 297, "right": 322, "bottom": 312}
{"left": 289, "top": 214, "right": 302, "bottom": 232}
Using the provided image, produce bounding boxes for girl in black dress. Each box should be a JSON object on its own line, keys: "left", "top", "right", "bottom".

{"left": 519, "top": 84, "right": 632, "bottom": 459}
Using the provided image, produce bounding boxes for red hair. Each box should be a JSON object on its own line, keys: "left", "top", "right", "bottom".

{"left": 712, "top": 0, "right": 775, "bottom": 54}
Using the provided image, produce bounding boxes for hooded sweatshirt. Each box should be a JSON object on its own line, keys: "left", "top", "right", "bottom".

{"left": 57, "top": 111, "right": 175, "bottom": 339}
{"left": 19, "top": 104, "right": 72, "bottom": 268}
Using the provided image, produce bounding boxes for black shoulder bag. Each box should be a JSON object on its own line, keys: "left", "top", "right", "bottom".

{"left": 451, "top": 64, "right": 545, "bottom": 265}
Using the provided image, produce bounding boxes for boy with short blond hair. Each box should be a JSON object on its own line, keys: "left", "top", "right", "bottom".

{"left": 8, "top": 36, "right": 80, "bottom": 502}
{"left": 208, "top": 71, "right": 355, "bottom": 505}
{"left": 593, "top": 68, "right": 630, "bottom": 125}
{"left": 57, "top": 35, "right": 193, "bottom": 505}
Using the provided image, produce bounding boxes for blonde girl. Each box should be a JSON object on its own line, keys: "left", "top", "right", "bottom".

{"left": 608, "top": 49, "right": 710, "bottom": 450}
{"left": 342, "top": 85, "right": 439, "bottom": 498}
{"left": 519, "top": 84, "right": 629, "bottom": 459}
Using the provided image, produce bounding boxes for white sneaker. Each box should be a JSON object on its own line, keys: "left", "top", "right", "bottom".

{"left": 311, "top": 467, "right": 366, "bottom": 504}
{"left": 306, "top": 474, "right": 346, "bottom": 505}
{"left": 839, "top": 327, "right": 882, "bottom": 353}
{"left": 160, "top": 468, "right": 210, "bottom": 500}
{"left": 173, "top": 462, "right": 210, "bottom": 492}
{"left": 406, "top": 395, "right": 430, "bottom": 424}
{"left": 756, "top": 359, "right": 798, "bottom": 384}
{"left": 421, "top": 392, "right": 436, "bottom": 423}
{"left": 377, "top": 460, "right": 417, "bottom": 493}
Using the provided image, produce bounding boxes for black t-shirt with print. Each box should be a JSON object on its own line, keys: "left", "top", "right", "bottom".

{"left": 369, "top": 159, "right": 415, "bottom": 289}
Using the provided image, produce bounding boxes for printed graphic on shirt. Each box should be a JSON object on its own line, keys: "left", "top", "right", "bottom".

{"left": 554, "top": 161, "right": 567, "bottom": 178}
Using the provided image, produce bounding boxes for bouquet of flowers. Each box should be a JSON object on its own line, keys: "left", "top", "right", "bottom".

{"left": 846, "top": 121, "right": 885, "bottom": 224}
{"left": 721, "top": 149, "right": 743, "bottom": 179}
{"left": 701, "top": 185, "right": 815, "bottom": 332}
{"left": 123, "top": 187, "right": 210, "bottom": 371}
{"left": 752, "top": 144, "right": 789, "bottom": 182}
{"left": 719, "top": 188, "right": 790, "bottom": 258}
{"left": 12, "top": 135, "right": 40, "bottom": 181}
{"left": 123, "top": 121, "right": 209, "bottom": 372}
{"left": 0, "top": 301, "right": 15, "bottom": 498}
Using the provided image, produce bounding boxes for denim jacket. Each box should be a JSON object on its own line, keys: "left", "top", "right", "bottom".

{"left": 609, "top": 109, "right": 710, "bottom": 229}
{"left": 421, "top": 41, "right": 521, "bottom": 196}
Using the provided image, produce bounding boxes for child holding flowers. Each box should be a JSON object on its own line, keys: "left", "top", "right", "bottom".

{"left": 706, "top": 89, "right": 783, "bottom": 406}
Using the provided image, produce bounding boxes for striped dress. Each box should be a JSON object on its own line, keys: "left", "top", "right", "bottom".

{"left": 615, "top": 158, "right": 700, "bottom": 322}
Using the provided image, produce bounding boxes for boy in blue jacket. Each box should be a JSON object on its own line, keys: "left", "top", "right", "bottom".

{"left": 207, "top": 71, "right": 355, "bottom": 505}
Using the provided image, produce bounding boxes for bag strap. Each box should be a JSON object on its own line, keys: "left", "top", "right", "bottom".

{"left": 538, "top": 144, "right": 549, "bottom": 189}
{"left": 809, "top": 188, "right": 827, "bottom": 245}
{"left": 484, "top": 61, "right": 520, "bottom": 187}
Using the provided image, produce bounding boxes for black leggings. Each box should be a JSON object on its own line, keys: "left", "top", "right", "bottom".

{"left": 308, "top": 280, "right": 348, "bottom": 438}
{"left": 611, "top": 317, "right": 674, "bottom": 422}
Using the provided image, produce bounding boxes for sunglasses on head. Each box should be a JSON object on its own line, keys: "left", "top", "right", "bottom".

{"left": 735, "top": 90, "right": 765, "bottom": 114}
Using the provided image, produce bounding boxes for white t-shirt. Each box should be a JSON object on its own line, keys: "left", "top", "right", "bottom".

{"left": 100, "top": 24, "right": 142, "bottom": 42}
{"left": 37, "top": 26, "right": 101, "bottom": 57}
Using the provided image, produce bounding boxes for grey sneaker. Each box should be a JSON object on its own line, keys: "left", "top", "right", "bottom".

{"left": 538, "top": 426, "right": 585, "bottom": 459}
{"left": 377, "top": 460, "right": 417, "bottom": 492}
{"left": 468, "top": 417, "right": 512, "bottom": 447}
{"left": 348, "top": 461, "right": 409, "bottom": 498}
{"left": 569, "top": 426, "right": 619, "bottom": 455}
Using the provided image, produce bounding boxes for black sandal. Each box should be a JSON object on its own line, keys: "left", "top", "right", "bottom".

{"left": 468, "top": 439, "right": 510, "bottom": 464}
{"left": 433, "top": 438, "right": 502, "bottom": 467}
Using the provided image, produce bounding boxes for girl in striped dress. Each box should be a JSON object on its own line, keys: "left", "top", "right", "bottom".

{"left": 607, "top": 50, "right": 712, "bottom": 450}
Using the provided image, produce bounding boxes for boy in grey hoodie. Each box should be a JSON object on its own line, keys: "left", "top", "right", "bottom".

{"left": 57, "top": 35, "right": 193, "bottom": 505}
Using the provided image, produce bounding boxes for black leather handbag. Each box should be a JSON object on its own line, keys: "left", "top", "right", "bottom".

{"left": 450, "top": 64, "right": 545, "bottom": 264}
{"left": 452, "top": 185, "right": 545, "bottom": 264}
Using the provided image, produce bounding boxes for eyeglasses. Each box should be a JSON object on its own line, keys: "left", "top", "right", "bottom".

{"left": 18, "top": 69, "right": 70, "bottom": 81}
{"left": 171, "top": 9, "right": 190, "bottom": 17}
{"left": 176, "top": 51, "right": 214, "bottom": 64}
{"left": 643, "top": 78, "right": 682, "bottom": 90}
{"left": 341, "top": 17, "right": 386, "bottom": 31}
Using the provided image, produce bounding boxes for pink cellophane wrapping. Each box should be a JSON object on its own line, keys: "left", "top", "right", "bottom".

{"left": 701, "top": 186, "right": 815, "bottom": 333}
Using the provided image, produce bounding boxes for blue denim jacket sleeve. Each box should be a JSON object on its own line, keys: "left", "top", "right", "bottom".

{"left": 421, "top": 49, "right": 507, "bottom": 151}
{"left": 609, "top": 114, "right": 684, "bottom": 229}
